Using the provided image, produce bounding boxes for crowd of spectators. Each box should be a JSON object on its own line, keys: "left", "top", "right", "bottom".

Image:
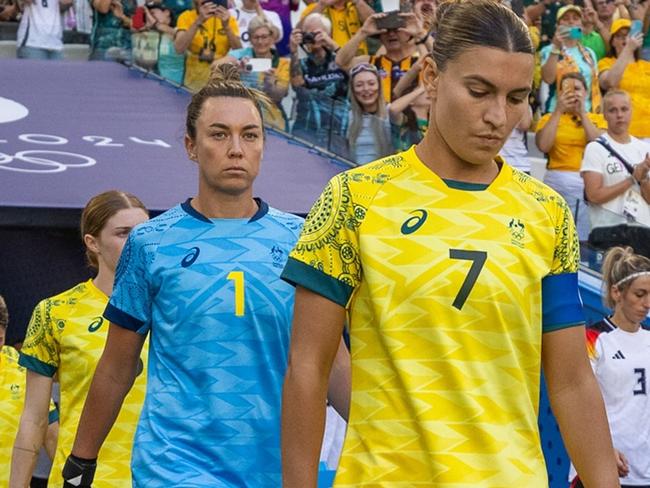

{"left": 3, "top": 0, "right": 650, "bottom": 253}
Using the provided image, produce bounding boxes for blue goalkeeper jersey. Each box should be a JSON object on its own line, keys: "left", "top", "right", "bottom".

{"left": 104, "top": 199, "right": 303, "bottom": 487}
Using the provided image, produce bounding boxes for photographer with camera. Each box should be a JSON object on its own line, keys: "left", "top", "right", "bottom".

{"left": 541, "top": 5, "right": 602, "bottom": 114}
{"left": 175, "top": 0, "right": 241, "bottom": 91}
{"left": 298, "top": 0, "right": 375, "bottom": 56}
{"left": 335, "top": 11, "right": 428, "bottom": 102}
{"left": 289, "top": 13, "right": 349, "bottom": 151}
{"left": 216, "top": 16, "right": 289, "bottom": 128}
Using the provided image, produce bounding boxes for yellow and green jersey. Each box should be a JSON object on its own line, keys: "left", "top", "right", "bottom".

{"left": 19, "top": 280, "right": 147, "bottom": 487}
{"left": 0, "top": 345, "right": 26, "bottom": 481}
{"left": 282, "top": 146, "right": 584, "bottom": 486}
{"left": 0, "top": 345, "right": 58, "bottom": 486}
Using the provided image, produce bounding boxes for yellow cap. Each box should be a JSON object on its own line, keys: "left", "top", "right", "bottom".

{"left": 556, "top": 5, "right": 582, "bottom": 21}
{"left": 610, "top": 18, "right": 632, "bottom": 37}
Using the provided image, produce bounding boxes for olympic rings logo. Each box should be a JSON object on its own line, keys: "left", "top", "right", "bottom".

{"left": 0, "top": 150, "right": 97, "bottom": 174}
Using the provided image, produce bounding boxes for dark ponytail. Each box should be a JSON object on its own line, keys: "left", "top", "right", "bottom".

{"left": 432, "top": 0, "right": 534, "bottom": 72}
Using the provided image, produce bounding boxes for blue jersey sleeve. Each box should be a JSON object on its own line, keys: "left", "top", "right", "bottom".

{"left": 541, "top": 272, "right": 585, "bottom": 333}
{"left": 104, "top": 227, "right": 154, "bottom": 334}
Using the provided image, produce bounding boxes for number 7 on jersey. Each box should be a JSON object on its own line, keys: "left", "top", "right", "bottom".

{"left": 227, "top": 271, "right": 245, "bottom": 316}
{"left": 449, "top": 250, "right": 487, "bottom": 310}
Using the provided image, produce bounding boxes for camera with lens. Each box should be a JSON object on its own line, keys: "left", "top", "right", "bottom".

{"left": 302, "top": 31, "right": 316, "bottom": 44}
{"left": 198, "top": 47, "right": 215, "bottom": 63}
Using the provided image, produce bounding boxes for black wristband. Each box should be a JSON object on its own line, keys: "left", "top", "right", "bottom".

{"left": 415, "top": 34, "right": 428, "bottom": 45}
{"left": 62, "top": 454, "right": 97, "bottom": 488}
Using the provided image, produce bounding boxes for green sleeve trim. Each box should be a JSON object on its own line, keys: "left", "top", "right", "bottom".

{"left": 18, "top": 353, "right": 57, "bottom": 377}
{"left": 48, "top": 408, "right": 59, "bottom": 424}
{"left": 543, "top": 321, "right": 585, "bottom": 334}
{"left": 281, "top": 257, "right": 354, "bottom": 308}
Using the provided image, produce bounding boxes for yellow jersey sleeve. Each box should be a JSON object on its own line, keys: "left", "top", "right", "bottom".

{"left": 283, "top": 155, "right": 409, "bottom": 306}
{"left": 549, "top": 192, "right": 580, "bottom": 276}
{"left": 20, "top": 298, "right": 61, "bottom": 377}
{"left": 536, "top": 180, "right": 584, "bottom": 332}
{"left": 282, "top": 173, "right": 364, "bottom": 306}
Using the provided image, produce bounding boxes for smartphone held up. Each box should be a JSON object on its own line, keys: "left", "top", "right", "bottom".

{"left": 375, "top": 11, "right": 405, "bottom": 31}
{"left": 204, "top": 0, "right": 228, "bottom": 9}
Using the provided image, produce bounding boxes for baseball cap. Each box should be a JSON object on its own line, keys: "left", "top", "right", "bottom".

{"left": 556, "top": 5, "right": 582, "bottom": 21}
{"left": 610, "top": 18, "right": 632, "bottom": 36}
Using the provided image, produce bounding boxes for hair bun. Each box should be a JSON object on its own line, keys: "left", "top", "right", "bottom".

{"left": 208, "top": 63, "right": 243, "bottom": 85}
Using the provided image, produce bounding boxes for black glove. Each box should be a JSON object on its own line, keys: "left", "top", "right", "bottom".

{"left": 62, "top": 454, "right": 97, "bottom": 487}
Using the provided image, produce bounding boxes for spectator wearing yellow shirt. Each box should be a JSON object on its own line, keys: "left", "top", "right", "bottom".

{"left": 536, "top": 72, "right": 606, "bottom": 240}
{"left": 599, "top": 18, "right": 650, "bottom": 141}
{"left": 175, "top": 0, "right": 241, "bottom": 91}
{"left": 299, "top": 0, "right": 375, "bottom": 56}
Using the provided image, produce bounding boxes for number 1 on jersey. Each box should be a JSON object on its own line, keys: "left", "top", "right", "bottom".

{"left": 227, "top": 271, "right": 245, "bottom": 316}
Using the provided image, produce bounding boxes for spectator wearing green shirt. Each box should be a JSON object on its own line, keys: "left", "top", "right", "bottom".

{"left": 582, "top": 3, "right": 608, "bottom": 59}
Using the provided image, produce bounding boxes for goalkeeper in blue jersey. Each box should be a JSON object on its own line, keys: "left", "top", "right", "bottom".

{"left": 62, "top": 63, "right": 349, "bottom": 487}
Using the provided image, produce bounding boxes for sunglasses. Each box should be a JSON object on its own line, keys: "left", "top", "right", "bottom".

{"left": 350, "top": 63, "right": 378, "bottom": 77}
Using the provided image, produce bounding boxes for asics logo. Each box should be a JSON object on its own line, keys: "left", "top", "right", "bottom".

{"left": 181, "top": 247, "right": 200, "bottom": 268}
{"left": 88, "top": 317, "right": 104, "bottom": 333}
{"left": 401, "top": 209, "right": 428, "bottom": 235}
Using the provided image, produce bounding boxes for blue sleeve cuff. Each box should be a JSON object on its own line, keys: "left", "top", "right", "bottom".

{"left": 48, "top": 407, "right": 59, "bottom": 424}
{"left": 281, "top": 257, "right": 354, "bottom": 308}
{"left": 18, "top": 353, "right": 57, "bottom": 377}
{"left": 542, "top": 272, "right": 585, "bottom": 333}
{"left": 104, "top": 303, "right": 146, "bottom": 333}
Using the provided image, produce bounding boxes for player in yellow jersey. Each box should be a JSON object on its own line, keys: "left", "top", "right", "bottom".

{"left": 9, "top": 191, "right": 149, "bottom": 488}
{"left": 1, "top": 294, "right": 58, "bottom": 488}
{"left": 281, "top": 1, "right": 621, "bottom": 487}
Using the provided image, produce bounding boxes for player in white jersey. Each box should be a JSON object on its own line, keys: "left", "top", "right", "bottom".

{"left": 571, "top": 246, "right": 650, "bottom": 488}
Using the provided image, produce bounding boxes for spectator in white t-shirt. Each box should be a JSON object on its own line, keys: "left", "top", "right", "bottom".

{"left": 230, "top": 0, "right": 282, "bottom": 50}
{"left": 581, "top": 89, "right": 650, "bottom": 251}
{"left": 16, "top": 0, "right": 73, "bottom": 59}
